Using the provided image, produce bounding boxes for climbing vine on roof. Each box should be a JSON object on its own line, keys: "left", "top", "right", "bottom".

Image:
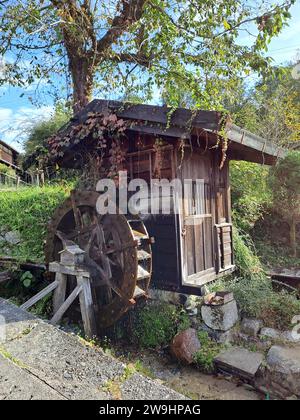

{"left": 48, "top": 112, "right": 129, "bottom": 160}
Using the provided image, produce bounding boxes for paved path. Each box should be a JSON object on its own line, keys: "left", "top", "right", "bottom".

{"left": 0, "top": 298, "right": 186, "bottom": 400}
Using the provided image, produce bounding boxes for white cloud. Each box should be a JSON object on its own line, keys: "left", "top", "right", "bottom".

{"left": 0, "top": 105, "right": 54, "bottom": 152}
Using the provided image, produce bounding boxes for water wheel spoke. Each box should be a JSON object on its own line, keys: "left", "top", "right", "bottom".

{"left": 91, "top": 258, "right": 128, "bottom": 302}
{"left": 71, "top": 191, "right": 83, "bottom": 229}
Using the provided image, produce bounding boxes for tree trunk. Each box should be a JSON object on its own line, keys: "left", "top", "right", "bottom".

{"left": 70, "top": 57, "right": 94, "bottom": 114}
{"left": 290, "top": 219, "right": 297, "bottom": 257}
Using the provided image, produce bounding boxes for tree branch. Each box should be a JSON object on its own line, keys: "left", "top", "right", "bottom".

{"left": 94, "top": 0, "right": 147, "bottom": 63}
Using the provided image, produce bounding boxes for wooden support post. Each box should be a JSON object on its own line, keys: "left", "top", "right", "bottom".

{"left": 53, "top": 273, "right": 67, "bottom": 314}
{"left": 21, "top": 244, "right": 97, "bottom": 339}
{"left": 77, "top": 276, "right": 97, "bottom": 339}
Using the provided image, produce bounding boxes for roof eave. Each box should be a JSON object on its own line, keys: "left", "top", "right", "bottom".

{"left": 226, "top": 123, "right": 286, "bottom": 165}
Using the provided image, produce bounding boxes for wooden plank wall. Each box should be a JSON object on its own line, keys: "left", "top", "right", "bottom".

{"left": 145, "top": 214, "right": 183, "bottom": 292}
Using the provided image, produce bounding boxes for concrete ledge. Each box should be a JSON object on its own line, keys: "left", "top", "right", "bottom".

{"left": 0, "top": 298, "right": 186, "bottom": 400}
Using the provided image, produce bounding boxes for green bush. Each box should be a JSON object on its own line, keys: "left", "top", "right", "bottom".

{"left": 233, "top": 228, "right": 264, "bottom": 280}
{"left": 132, "top": 303, "right": 191, "bottom": 348}
{"left": 230, "top": 161, "right": 271, "bottom": 232}
{"left": 0, "top": 163, "right": 16, "bottom": 177}
{"left": 211, "top": 229, "right": 300, "bottom": 330}
{"left": 231, "top": 276, "right": 300, "bottom": 330}
{"left": 0, "top": 185, "right": 71, "bottom": 261}
{"left": 269, "top": 151, "right": 300, "bottom": 257}
{"left": 212, "top": 274, "right": 300, "bottom": 330}
{"left": 194, "top": 331, "right": 223, "bottom": 373}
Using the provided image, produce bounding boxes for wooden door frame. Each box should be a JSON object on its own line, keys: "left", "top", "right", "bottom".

{"left": 177, "top": 147, "right": 217, "bottom": 288}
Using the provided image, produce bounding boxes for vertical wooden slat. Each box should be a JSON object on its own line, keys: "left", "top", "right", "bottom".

{"left": 194, "top": 221, "right": 205, "bottom": 272}
{"left": 186, "top": 225, "right": 195, "bottom": 276}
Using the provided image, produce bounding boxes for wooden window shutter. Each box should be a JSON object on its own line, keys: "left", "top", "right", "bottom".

{"left": 215, "top": 223, "right": 234, "bottom": 273}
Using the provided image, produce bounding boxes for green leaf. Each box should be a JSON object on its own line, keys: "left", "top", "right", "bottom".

{"left": 223, "top": 19, "right": 231, "bottom": 30}
{"left": 23, "top": 278, "right": 32, "bottom": 288}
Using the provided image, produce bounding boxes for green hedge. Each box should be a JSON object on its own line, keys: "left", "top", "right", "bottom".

{"left": 0, "top": 186, "right": 70, "bottom": 262}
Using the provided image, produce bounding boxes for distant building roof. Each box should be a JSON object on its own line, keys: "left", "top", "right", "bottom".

{"left": 0, "top": 139, "right": 20, "bottom": 155}
{"left": 0, "top": 139, "right": 20, "bottom": 169}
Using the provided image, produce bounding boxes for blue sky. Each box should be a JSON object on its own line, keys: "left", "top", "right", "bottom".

{"left": 0, "top": 0, "right": 299, "bottom": 152}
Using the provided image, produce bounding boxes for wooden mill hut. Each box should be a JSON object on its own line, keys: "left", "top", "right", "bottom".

{"left": 46, "top": 99, "right": 284, "bottom": 298}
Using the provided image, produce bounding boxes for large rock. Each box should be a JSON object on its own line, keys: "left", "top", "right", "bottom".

{"left": 259, "top": 327, "right": 282, "bottom": 342}
{"left": 260, "top": 328, "right": 300, "bottom": 344}
{"left": 281, "top": 331, "right": 300, "bottom": 344}
{"left": 256, "top": 345, "right": 300, "bottom": 399}
{"left": 201, "top": 300, "right": 238, "bottom": 332}
{"left": 170, "top": 328, "right": 201, "bottom": 364}
{"left": 241, "top": 318, "right": 263, "bottom": 337}
{"left": 200, "top": 323, "right": 234, "bottom": 344}
{"left": 4, "top": 231, "right": 21, "bottom": 245}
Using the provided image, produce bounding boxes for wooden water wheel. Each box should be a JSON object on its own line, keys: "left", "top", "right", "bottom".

{"left": 45, "top": 190, "right": 152, "bottom": 329}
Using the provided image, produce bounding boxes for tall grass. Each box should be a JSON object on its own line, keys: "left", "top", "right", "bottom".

{"left": 0, "top": 185, "right": 71, "bottom": 262}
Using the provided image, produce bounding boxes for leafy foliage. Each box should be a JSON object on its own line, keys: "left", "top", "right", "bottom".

{"left": 212, "top": 230, "right": 300, "bottom": 330}
{"left": 230, "top": 64, "right": 300, "bottom": 146}
{"left": 254, "top": 237, "right": 300, "bottom": 269}
{"left": 269, "top": 151, "right": 300, "bottom": 255}
{"left": 0, "top": 1, "right": 295, "bottom": 112}
{"left": 132, "top": 303, "right": 190, "bottom": 348}
{"left": 194, "top": 331, "right": 223, "bottom": 373}
{"left": 229, "top": 276, "right": 300, "bottom": 330}
{"left": 48, "top": 111, "right": 127, "bottom": 173}
{"left": 232, "top": 228, "right": 264, "bottom": 280}
{"left": 0, "top": 163, "right": 16, "bottom": 177}
{"left": 24, "top": 103, "right": 71, "bottom": 158}
{"left": 0, "top": 185, "right": 71, "bottom": 261}
{"left": 270, "top": 151, "right": 300, "bottom": 219}
{"left": 230, "top": 161, "right": 271, "bottom": 232}
{"left": 20, "top": 271, "right": 35, "bottom": 288}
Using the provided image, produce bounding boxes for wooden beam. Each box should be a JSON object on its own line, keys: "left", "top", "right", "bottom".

{"left": 50, "top": 284, "right": 82, "bottom": 325}
{"left": 20, "top": 280, "right": 59, "bottom": 311}
{"left": 49, "top": 261, "right": 90, "bottom": 277}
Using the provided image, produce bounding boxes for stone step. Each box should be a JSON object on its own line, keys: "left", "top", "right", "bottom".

{"left": 214, "top": 347, "right": 265, "bottom": 383}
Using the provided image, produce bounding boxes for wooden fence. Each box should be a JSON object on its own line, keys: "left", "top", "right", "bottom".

{"left": 0, "top": 172, "right": 33, "bottom": 189}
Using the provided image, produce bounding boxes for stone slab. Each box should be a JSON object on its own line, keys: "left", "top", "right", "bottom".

{"left": 0, "top": 354, "right": 66, "bottom": 400}
{"left": 0, "top": 297, "right": 41, "bottom": 342}
{"left": 0, "top": 298, "right": 186, "bottom": 400}
{"left": 214, "top": 347, "right": 264, "bottom": 381}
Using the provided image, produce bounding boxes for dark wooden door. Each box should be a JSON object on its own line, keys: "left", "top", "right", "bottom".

{"left": 179, "top": 151, "right": 216, "bottom": 286}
